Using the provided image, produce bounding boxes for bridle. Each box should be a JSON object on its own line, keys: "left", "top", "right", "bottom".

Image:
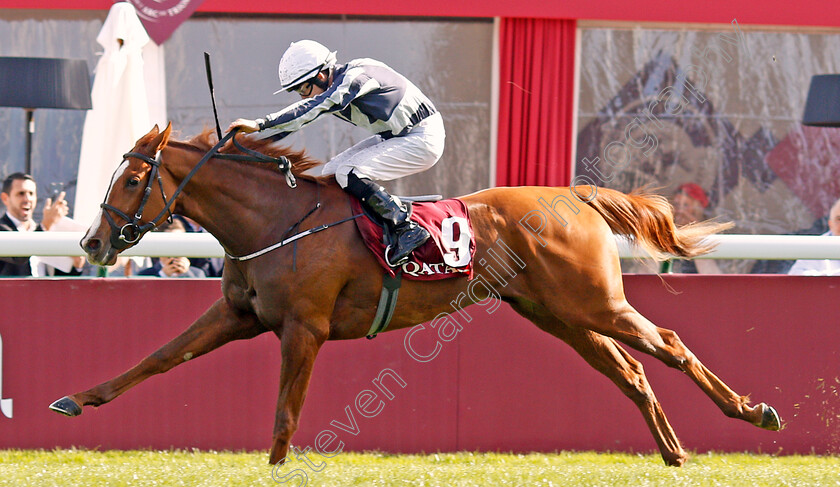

{"left": 100, "top": 150, "right": 170, "bottom": 250}
{"left": 99, "top": 128, "right": 296, "bottom": 251}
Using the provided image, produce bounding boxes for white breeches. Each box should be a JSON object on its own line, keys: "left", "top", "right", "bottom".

{"left": 313, "top": 112, "right": 445, "bottom": 188}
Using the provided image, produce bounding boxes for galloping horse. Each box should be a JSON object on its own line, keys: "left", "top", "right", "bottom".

{"left": 50, "top": 123, "right": 780, "bottom": 467}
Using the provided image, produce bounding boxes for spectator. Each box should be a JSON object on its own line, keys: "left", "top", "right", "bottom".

{"left": 788, "top": 197, "right": 840, "bottom": 276}
{"left": 624, "top": 183, "right": 723, "bottom": 274}
{"left": 136, "top": 218, "right": 206, "bottom": 278}
{"left": 666, "top": 183, "right": 722, "bottom": 274}
{"left": 672, "top": 183, "right": 710, "bottom": 226}
{"left": 0, "top": 172, "right": 86, "bottom": 277}
{"left": 173, "top": 215, "right": 224, "bottom": 277}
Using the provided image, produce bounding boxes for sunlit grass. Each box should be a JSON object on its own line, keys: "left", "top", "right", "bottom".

{"left": 0, "top": 449, "right": 838, "bottom": 486}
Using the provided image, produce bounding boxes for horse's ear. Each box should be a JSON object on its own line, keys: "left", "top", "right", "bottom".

{"left": 146, "top": 122, "right": 171, "bottom": 153}
{"left": 156, "top": 122, "right": 172, "bottom": 151}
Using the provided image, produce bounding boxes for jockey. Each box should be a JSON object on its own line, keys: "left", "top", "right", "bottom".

{"left": 228, "top": 40, "right": 446, "bottom": 267}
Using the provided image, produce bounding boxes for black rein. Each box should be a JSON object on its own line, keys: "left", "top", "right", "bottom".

{"left": 99, "top": 128, "right": 295, "bottom": 251}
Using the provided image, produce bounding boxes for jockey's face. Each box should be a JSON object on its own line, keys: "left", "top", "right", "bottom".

{"left": 308, "top": 84, "right": 326, "bottom": 98}
{"left": 294, "top": 82, "right": 315, "bottom": 98}
{"left": 296, "top": 72, "right": 329, "bottom": 99}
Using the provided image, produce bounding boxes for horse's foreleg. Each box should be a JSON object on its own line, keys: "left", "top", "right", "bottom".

{"left": 509, "top": 300, "right": 688, "bottom": 466}
{"left": 600, "top": 306, "right": 780, "bottom": 431}
{"left": 50, "top": 298, "right": 266, "bottom": 416}
{"left": 269, "top": 318, "right": 327, "bottom": 466}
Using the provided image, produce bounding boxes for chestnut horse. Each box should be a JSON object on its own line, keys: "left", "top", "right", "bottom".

{"left": 50, "top": 123, "right": 780, "bottom": 467}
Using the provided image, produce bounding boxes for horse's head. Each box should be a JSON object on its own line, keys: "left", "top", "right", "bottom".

{"left": 81, "top": 123, "right": 173, "bottom": 266}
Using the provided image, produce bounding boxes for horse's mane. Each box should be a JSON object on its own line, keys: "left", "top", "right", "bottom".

{"left": 170, "top": 127, "right": 332, "bottom": 184}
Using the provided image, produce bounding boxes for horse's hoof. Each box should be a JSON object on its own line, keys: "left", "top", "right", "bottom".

{"left": 759, "top": 403, "right": 781, "bottom": 431}
{"left": 49, "top": 396, "right": 83, "bottom": 417}
{"left": 662, "top": 451, "right": 689, "bottom": 467}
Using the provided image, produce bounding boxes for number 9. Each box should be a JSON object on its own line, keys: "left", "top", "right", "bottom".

{"left": 441, "top": 216, "right": 471, "bottom": 267}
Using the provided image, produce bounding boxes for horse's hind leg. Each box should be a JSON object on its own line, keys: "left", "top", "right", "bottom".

{"left": 49, "top": 298, "right": 267, "bottom": 416}
{"left": 508, "top": 300, "right": 688, "bottom": 467}
{"left": 589, "top": 304, "right": 780, "bottom": 431}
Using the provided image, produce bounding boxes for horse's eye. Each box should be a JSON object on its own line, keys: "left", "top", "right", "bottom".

{"left": 128, "top": 178, "right": 140, "bottom": 187}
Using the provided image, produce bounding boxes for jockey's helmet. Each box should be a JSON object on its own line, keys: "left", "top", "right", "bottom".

{"left": 275, "top": 40, "right": 337, "bottom": 94}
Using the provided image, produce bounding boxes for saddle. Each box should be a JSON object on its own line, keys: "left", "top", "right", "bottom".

{"left": 351, "top": 193, "right": 475, "bottom": 339}
{"left": 351, "top": 194, "right": 476, "bottom": 281}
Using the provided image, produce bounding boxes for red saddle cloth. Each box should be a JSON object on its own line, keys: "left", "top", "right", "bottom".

{"left": 351, "top": 197, "right": 476, "bottom": 280}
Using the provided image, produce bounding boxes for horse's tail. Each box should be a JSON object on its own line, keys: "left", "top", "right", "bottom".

{"left": 576, "top": 186, "right": 733, "bottom": 260}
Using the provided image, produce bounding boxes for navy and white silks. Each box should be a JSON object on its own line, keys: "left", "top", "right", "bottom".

{"left": 256, "top": 58, "right": 445, "bottom": 188}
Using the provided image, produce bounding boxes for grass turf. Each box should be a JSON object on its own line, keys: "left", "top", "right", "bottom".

{"left": 0, "top": 449, "right": 838, "bottom": 486}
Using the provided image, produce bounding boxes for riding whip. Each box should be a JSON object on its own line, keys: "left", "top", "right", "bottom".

{"left": 204, "top": 52, "right": 223, "bottom": 140}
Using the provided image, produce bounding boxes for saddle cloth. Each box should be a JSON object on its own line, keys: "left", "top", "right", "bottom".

{"left": 351, "top": 196, "right": 476, "bottom": 280}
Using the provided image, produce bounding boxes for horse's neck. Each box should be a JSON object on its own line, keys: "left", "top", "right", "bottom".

{"left": 162, "top": 146, "right": 320, "bottom": 256}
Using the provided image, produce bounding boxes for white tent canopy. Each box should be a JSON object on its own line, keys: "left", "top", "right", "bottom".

{"left": 73, "top": 2, "right": 166, "bottom": 226}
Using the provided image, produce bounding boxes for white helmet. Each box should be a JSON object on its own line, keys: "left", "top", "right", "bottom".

{"left": 275, "top": 40, "right": 337, "bottom": 93}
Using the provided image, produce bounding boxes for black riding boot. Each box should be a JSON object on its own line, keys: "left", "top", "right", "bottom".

{"left": 345, "top": 172, "right": 430, "bottom": 267}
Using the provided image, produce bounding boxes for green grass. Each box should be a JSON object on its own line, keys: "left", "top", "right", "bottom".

{"left": 0, "top": 449, "right": 838, "bottom": 486}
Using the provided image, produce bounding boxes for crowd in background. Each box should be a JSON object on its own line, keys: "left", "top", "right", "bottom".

{"left": 3, "top": 170, "right": 840, "bottom": 277}
{"left": 621, "top": 181, "right": 840, "bottom": 276}
{"left": 1, "top": 171, "right": 223, "bottom": 278}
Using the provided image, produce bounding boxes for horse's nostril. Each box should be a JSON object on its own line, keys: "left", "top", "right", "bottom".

{"left": 84, "top": 238, "right": 101, "bottom": 252}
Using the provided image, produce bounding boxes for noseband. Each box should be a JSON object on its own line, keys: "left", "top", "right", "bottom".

{"left": 99, "top": 128, "right": 296, "bottom": 251}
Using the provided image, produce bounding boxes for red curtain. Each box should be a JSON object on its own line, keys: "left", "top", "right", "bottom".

{"left": 496, "top": 18, "right": 576, "bottom": 187}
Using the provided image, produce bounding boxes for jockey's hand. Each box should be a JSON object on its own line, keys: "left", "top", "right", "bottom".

{"left": 228, "top": 118, "right": 260, "bottom": 133}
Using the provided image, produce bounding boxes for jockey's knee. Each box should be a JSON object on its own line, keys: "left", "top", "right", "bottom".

{"left": 335, "top": 170, "right": 351, "bottom": 189}
{"left": 337, "top": 167, "right": 379, "bottom": 188}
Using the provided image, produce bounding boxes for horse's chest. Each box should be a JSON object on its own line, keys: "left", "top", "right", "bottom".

{"left": 222, "top": 282, "right": 253, "bottom": 312}
{"left": 223, "top": 279, "right": 290, "bottom": 327}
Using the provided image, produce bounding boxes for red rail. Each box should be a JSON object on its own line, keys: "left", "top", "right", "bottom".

{"left": 0, "top": 276, "right": 836, "bottom": 455}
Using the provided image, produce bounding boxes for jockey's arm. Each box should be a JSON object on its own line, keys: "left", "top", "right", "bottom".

{"left": 250, "top": 66, "right": 380, "bottom": 140}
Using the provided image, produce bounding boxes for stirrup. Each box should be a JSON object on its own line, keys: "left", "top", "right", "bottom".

{"left": 385, "top": 245, "right": 410, "bottom": 267}
{"left": 384, "top": 224, "right": 430, "bottom": 267}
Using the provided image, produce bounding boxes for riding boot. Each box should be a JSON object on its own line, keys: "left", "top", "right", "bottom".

{"left": 345, "top": 172, "right": 430, "bottom": 267}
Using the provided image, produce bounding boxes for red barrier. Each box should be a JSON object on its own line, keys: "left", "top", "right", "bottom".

{"left": 0, "top": 276, "right": 838, "bottom": 456}
{"left": 15, "top": 1, "right": 840, "bottom": 30}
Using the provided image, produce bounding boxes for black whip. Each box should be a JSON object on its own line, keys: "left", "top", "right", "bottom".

{"left": 204, "top": 52, "right": 223, "bottom": 140}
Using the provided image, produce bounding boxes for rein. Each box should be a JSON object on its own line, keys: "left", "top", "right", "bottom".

{"left": 226, "top": 212, "right": 363, "bottom": 262}
{"left": 226, "top": 167, "right": 364, "bottom": 262}
{"left": 100, "top": 128, "right": 296, "bottom": 251}
{"left": 101, "top": 127, "right": 361, "bottom": 262}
